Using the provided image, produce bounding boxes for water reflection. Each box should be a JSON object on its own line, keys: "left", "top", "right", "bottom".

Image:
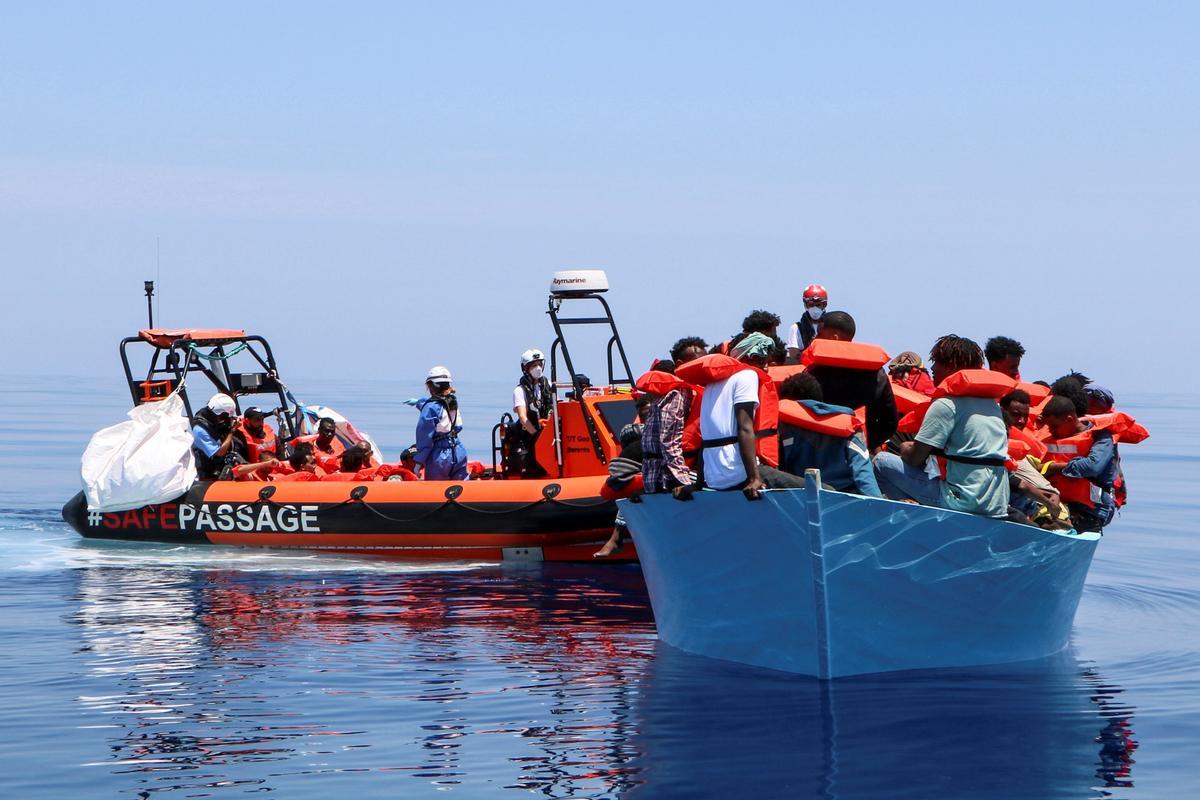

{"left": 68, "top": 564, "right": 1135, "bottom": 798}
{"left": 628, "top": 645, "right": 1138, "bottom": 799}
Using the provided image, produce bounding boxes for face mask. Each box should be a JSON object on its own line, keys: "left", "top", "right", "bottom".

{"left": 807, "top": 305, "right": 824, "bottom": 321}
{"left": 528, "top": 366, "right": 544, "bottom": 380}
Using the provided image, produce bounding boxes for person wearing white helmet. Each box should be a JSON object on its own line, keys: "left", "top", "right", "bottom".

{"left": 508, "top": 348, "right": 552, "bottom": 477}
{"left": 786, "top": 283, "right": 829, "bottom": 363}
{"left": 192, "top": 393, "right": 242, "bottom": 480}
{"left": 414, "top": 366, "right": 469, "bottom": 481}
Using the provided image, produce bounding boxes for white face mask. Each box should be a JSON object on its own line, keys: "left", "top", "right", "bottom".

{"left": 528, "top": 366, "right": 544, "bottom": 380}
{"left": 806, "top": 305, "right": 824, "bottom": 320}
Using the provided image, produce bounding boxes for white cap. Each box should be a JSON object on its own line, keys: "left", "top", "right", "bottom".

{"left": 426, "top": 365, "right": 453, "bottom": 383}
{"left": 207, "top": 393, "right": 236, "bottom": 416}
{"left": 520, "top": 348, "right": 545, "bottom": 367}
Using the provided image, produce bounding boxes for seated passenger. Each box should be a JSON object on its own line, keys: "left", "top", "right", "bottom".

{"left": 640, "top": 337, "right": 708, "bottom": 495}
{"left": 321, "top": 443, "right": 375, "bottom": 481}
{"left": 872, "top": 335, "right": 1010, "bottom": 518}
{"left": 375, "top": 445, "right": 422, "bottom": 481}
{"left": 273, "top": 443, "right": 324, "bottom": 481}
{"left": 676, "top": 332, "right": 803, "bottom": 500}
{"left": 1039, "top": 396, "right": 1122, "bottom": 532}
{"left": 1000, "top": 390, "right": 1070, "bottom": 529}
{"left": 192, "top": 393, "right": 241, "bottom": 480}
{"left": 777, "top": 373, "right": 882, "bottom": 498}
{"left": 712, "top": 310, "right": 787, "bottom": 366}
{"left": 887, "top": 351, "right": 935, "bottom": 396}
{"left": 985, "top": 336, "right": 1026, "bottom": 380}
{"left": 235, "top": 406, "right": 279, "bottom": 462}
{"left": 1085, "top": 383, "right": 1116, "bottom": 415}
{"left": 803, "top": 311, "right": 898, "bottom": 451}
{"left": 595, "top": 395, "right": 654, "bottom": 557}
{"left": 292, "top": 417, "right": 345, "bottom": 472}
{"left": 415, "top": 366, "right": 468, "bottom": 481}
{"left": 509, "top": 348, "right": 552, "bottom": 478}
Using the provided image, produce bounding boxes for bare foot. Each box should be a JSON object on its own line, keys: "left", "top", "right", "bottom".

{"left": 593, "top": 532, "right": 623, "bottom": 558}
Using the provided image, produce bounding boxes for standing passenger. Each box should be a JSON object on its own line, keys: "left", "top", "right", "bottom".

{"left": 415, "top": 366, "right": 469, "bottom": 481}
{"left": 785, "top": 283, "right": 828, "bottom": 362}
{"left": 985, "top": 336, "right": 1025, "bottom": 380}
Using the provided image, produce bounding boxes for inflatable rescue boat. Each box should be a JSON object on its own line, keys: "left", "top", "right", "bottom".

{"left": 63, "top": 271, "right": 641, "bottom": 562}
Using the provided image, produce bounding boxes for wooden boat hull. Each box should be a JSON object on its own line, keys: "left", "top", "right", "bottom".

{"left": 620, "top": 473, "right": 1099, "bottom": 677}
{"left": 63, "top": 475, "right": 635, "bottom": 562}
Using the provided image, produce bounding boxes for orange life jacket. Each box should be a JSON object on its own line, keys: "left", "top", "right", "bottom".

{"left": 1008, "top": 424, "right": 1048, "bottom": 461}
{"left": 374, "top": 463, "right": 420, "bottom": 481}
{"left": 896, "top": 369, "right": 1018, "bottom": 441}
{"left": 1014, "top": 381, "right": 1051, "bottom": 404}
{"left": 778, "top": 400, "right": 862, "bottom": 438}
{"left": 1041, "top": 414, "right": 1135, "bottom": 509}
{"left": 635, "top": 370, "right": 704, "bottom": 458}
{"left": 800, "top": 339, "right": 890, "bottom": 371}
{"left": 291, "top": 434, "right": 345, "bottom": 472}
{"left": 237, "top": 421, "right": 277, "bottom": 462}
{"left": 675, "top": 354, "right": 779, "bottom": 467}
{"left": 890, "top": 382, "right": 933, "bottom": 415}
{"left": 767, "top": 364, "right": 806, "bottom": 384}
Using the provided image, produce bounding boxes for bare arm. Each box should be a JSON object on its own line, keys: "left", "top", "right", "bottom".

{"left": 735, "top": 403, "right": 764, "bottom": 499}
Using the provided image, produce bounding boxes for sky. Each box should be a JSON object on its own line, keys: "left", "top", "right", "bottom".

{"left": 1, "top": 2, "right": 1196, "bottom": 397}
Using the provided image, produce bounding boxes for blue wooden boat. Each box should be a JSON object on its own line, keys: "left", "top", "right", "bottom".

{"left": 619, "top": 471, "right": 1100, "bottom": 678}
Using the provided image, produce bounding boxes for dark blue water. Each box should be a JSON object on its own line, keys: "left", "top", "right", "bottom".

{"left": 2, "top": 376, "right": 1197, "bottom": 798}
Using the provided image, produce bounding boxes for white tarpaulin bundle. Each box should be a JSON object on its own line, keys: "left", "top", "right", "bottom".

{"left": 81, "top": 392, "right": 198, "bottom": 512}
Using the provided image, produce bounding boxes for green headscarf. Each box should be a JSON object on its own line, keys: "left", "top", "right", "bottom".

{"left": 730, "top": 331, "right": 775, "bottom": 361}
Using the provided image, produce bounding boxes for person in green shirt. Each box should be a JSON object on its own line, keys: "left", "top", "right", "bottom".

{"left": 872, "top": 335, "right": 1010, "bottom": 518}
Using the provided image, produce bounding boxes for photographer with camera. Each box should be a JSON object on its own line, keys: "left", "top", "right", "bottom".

{"left": 414, "top": 366, "right": 469, "bottom": 481}
{"left": 192, "top": 393, "right": 243, "bottom": 480}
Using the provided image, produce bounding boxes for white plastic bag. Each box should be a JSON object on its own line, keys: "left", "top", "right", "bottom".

{"left": 81, "top": 392, "right": 198, "bottom": 512}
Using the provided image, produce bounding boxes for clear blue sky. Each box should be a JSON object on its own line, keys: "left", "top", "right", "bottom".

{"left": 2, "top": 3, "right": 1196, "bottom": 397}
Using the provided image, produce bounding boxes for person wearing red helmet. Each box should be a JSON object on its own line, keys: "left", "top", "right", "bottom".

{"left": 786, "top": 284, "right": 828, "bottom": 363}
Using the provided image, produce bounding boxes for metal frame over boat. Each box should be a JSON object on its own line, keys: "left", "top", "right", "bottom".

{"left": 63, "top": 271, "right": 640, "bottom": 562}
{"left": 620, "top": 470, "right": 1100, "bottom": 677}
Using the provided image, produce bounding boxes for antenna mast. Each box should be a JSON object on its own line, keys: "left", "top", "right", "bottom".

{"left": 144, "top": 280, "right": 155, "bottom": 328}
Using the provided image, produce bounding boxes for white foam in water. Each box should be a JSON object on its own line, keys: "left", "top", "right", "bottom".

{"left": 1, "top": 520, "right": 488, "bottom": 575}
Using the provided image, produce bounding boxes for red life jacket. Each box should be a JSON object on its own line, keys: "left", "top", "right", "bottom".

{"left": 896, "top": 371, "right": 1019, "bottom": 469}
{"left": 1041, "top": 414, "right": 1135, "bottom": 509}
{"left": 237, "top": 421, "right": 277, "bottom": 462}
{"left": 291, "top": 434, "right": 345, "bottom": 472}
{"left": 1008, "top": 424, "right": 1048, "bottom": 461}
{"left": 890, "top": 381, "right": 934, "bottom": 414}
{"left": 636, "top": 370, "right": 705, "bottom": 458}
{"left": 893, "top": 369, "right": 936, "bottom": 397}
{"left": 374, "top": 463, "right": 421, "bottom": 481}
{"left": 778, "top": 400, "right": 862, "bottom": 438}
{"left": 800, "top": 339, "right": 890, "bottom": 371}
{"left": 675, "top": 354, "right": 779, "bottom": 467}
{"left": 273, "top": 469, "right": 322, "bottom": 482}
{"left": 1015, "top": 381, "right": 1051, "bottom": 404}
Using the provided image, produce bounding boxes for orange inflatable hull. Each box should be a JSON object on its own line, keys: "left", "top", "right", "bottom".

{"left": 63, "top": 475, "right": 636, "bottom": 563}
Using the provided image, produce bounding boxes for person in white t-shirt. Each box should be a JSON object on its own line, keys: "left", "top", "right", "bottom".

{"left": 678, "top": 333, "right": 806, "bottom": 501}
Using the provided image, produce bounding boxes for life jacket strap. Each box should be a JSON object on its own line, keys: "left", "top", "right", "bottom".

{"left": 701, "top": 429, "right": 778, "bottom": 450}
{"left": 933, "top": 448, "right": 1007, "bottom": 468}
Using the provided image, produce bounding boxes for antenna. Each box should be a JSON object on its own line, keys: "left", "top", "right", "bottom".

{"left": 156, "top": 236, "right": 161, "bottom": 324}
{"left": 144, "top": 280, "right": 155, "bottom": 328}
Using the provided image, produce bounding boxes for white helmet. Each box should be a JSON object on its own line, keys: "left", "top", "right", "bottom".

{"left": 206, "top": 393, "right": 236, "bottom": 416}
{"left": 520, "top": 348, "right": 545, "bottom": 367}
{"left": 425, "top": 365, "right": 453, "bottom": 384}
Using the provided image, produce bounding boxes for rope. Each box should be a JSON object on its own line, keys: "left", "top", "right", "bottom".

{"left": 188, "top": 342, "right": 250, "bottom": 361}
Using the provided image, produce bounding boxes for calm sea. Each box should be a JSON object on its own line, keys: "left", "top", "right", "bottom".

{"left": 1, "top": 376, "right": 1196, "bottom": 798}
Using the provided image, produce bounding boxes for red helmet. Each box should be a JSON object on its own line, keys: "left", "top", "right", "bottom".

{"left": 802, "top": 283, "right": 828, "bottom": 301}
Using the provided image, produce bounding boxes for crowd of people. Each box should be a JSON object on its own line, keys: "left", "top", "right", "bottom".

{"left": 190, "top": 281, "right": 1144, "bottom": 543}
{"left": 598, "top": 283, "right": 1144, "bottom": 551}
